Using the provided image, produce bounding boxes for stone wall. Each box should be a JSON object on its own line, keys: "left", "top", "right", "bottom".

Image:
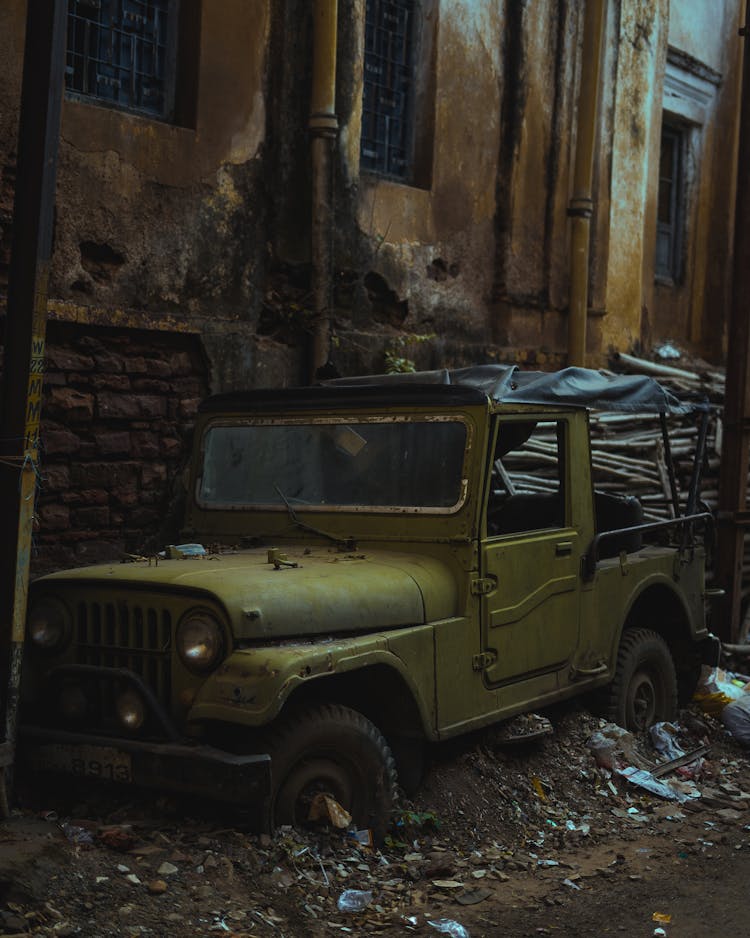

{"left": 28, "top": 322, "right": 208, "bottom": 573}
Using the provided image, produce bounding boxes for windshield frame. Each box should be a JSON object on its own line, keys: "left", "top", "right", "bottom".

{"left": 195, "top": 413, "right": 472, "bottom": 515}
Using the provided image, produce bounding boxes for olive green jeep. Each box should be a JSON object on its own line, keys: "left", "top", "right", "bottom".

{"left": 20, "top": 366, "right": 714, "bottom": 835}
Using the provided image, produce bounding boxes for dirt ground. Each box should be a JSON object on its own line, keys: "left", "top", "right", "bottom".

{"left": 2, "top": 703, "right": 749, "bottom": 938}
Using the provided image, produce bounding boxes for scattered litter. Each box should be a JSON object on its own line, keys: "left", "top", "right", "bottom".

{"left": 721, "top": 696, "right": 750, "bottom": 746}
{"left": 694, "top": 666, "right": 750, "bottom": 716}
{"left": 652, "top": 912, "right": 672, "bottom": 924}
{"left": 159, "top": 543, "right": 207, "bottom": 559}
{"left": 531, "top": 776, "right": 548, "bottom": 802}
{"left": 587, "top": 724, "right": 638, "bottom": 770}
{"left": 561, "top": 878, "right": 582, "bottom": 890}
{"left": 337, "top": 889, "right": 373, "bottom": 913}
{"left": 428, "top": 919, "right": 470, "bottom": 937}
{"left": 655, "top": 342, "right": 681, "bottom": 360}
{"left": 492, "top": 713, "right": 553, "bottom": 745}
{"left": 650, "top": 722, "right": 685, "bottom": 760}
{"left": 61, "top": 823, "right": 94, "bottom": 846}
{"left": 615, "top": 765, "right": 700, "bottom": 802}
{"left": 347, "top": 829, "right": 373, "bottom": 847}
{"left": 308, "top": 793, "right": 352, "bottom": 828}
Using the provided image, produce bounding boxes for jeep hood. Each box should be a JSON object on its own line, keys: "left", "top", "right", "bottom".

{"left": 37, "top": 547, "right": 458, "bottom": 638}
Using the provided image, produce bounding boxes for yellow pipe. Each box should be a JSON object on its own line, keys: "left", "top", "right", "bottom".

{"left": 310, "top": 0, "right": 339, "bottom": 381}
{"left": 567, "top": 0, "right": 606, "bottom": 367}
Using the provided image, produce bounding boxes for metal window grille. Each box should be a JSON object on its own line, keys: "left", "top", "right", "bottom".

{"left": 361, "top": 0, "right": 416, "bottom": 180}
{"left": 65, "top": 0, "right": 177, "bottom": 120}
{"left": 655, "top": 123, "right": 684, "bottom": 282}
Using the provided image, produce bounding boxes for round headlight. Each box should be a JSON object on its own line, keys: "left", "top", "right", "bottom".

{"left": 176, "top": 610, "right": 224, "bottom": 673}
{"left": 115, "top": 688, "right": 147, "bottom": 731}
{"left": 28, "top": 598, "right": 69, "bottom": 651}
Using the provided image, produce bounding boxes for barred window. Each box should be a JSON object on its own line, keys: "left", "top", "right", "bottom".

{"left": 655, "top": 122, "right": 685, "bottom": 283}
{"left": 65, "top": 0, "right": 177, "bottom": 121}
{"left": 361, "top": 0, "right": 416, "bottom": 181}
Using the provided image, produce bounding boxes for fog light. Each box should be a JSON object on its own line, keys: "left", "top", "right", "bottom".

{"left": 115, "top": 689, "right": 146, "bottom": 731}
{"left": 59, "top": 684, "right": 88, "bottom": 722}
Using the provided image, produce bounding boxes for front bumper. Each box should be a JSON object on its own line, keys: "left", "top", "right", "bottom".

{"left": 18, "top": 725, "right": 271, "bottom": 819}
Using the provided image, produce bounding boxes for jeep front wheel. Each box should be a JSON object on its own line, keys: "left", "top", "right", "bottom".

{"left": 606, "top": 628, "right": 678, "bottom": 732}
{"left": 263, "top": 704, "right": 397, "bottom": 841}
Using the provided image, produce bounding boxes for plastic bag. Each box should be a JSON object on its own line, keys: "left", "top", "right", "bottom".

{"left": 721, "top": 696, "right": 750, "bottom": 746}
{"left": 337, "top": 889, "right": 373, "bottom": 912}
{"left": 428, "top": 920, "right": 470, "bottom": 938}
{"left": 586, "top": 724, "right": 636, "bottom": 770}
{"left": 650, "top": 722, "right": 684, "bottom": 760}
{"left": 693, "top": 666, "right": 748, "bottom": 716}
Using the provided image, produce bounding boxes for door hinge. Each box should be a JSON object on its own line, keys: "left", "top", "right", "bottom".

{"left": 472, "top": 651, "right": 497, "bottom": 671}
{"left": 471, "top": 576, "right": 496, "bottom": 595}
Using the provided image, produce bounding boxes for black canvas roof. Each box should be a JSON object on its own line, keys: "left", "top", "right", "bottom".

{"left": 200, "top": 365, "right": 703, "bottom": 415}
{"left": 327, "top": 365, "right": 703, "bottom": 414}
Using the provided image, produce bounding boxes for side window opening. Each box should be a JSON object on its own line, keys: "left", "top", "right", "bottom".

{"left": 486, "top": 420, "right": 567, "bottom": 536}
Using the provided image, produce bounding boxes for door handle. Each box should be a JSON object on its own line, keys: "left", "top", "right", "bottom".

{"left": 555, "top": 541, "right": 573, "bottom": 556}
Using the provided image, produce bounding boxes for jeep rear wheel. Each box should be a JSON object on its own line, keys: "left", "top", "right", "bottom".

{"left": 606, "top": 628, "right": 678, "bottom": 732}
{"left": 263, "top": 704, "right": 397, "bottom": 841}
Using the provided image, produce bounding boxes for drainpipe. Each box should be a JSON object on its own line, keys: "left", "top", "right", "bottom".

{"left": 567, "top": 0, "right": 606, "bottom": 367}
{"left": 309, "top": 0, "right": 339, "bottom": 382}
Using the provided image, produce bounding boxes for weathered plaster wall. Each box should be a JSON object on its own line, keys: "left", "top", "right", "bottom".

{"left": 601, "top": 0, "right": 669, "bottom": 356}
{"left": 329, "top": 0, "right": 581, "bottom": 373}
{"left": 0, "top": 0, "right": 299, "bottom": 394}
{"left": 668, "top": 1, "right": 732, "bottom": 75}
{"left": 652, "top": 1, "right": 743, "bottom": 361}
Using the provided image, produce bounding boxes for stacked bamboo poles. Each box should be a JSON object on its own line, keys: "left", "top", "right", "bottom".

{"left": 506, "top": 353, "right": 726, "bottom": 526}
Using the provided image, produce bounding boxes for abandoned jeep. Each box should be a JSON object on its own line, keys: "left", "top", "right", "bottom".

{"left": 20, "top": 365, "right": 714, "bottom": 835}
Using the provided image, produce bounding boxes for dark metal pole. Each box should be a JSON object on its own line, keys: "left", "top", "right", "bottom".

{"left": 0, "top": 0, "right": 67, "bottom": 811}
{"left": 715, "top": 1, "right": 750, "bottom": 642}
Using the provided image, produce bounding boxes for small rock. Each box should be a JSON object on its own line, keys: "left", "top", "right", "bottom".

{"left": 147, "top": 880, "right": 168, "bottom": 895}
{"left": 125, "top": 873, "right": 142, "bottom": 885}
{"left": 717, "top": 808, "right": 744, "bottom": 822}
{"left": 157, "top": 862, "right": 179, "bottom": 877}
{"left": 52, "top": 924, "right": 76, "bottom": 937}
{"left": 432, "top": 880, "right": 465, "bottom": 890}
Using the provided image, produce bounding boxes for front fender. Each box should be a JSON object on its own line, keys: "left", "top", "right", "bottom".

{"left": 188, "top": 632, "right": 427, "bottom": 728}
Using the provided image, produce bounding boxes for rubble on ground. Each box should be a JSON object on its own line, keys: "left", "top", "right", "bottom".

{"left": 3, "top": 702, "right": 750, "bottom": 936}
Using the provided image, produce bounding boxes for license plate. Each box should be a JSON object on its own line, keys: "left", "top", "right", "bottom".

{"left": 29, "top": 743, "right": 132, "bottom": 783}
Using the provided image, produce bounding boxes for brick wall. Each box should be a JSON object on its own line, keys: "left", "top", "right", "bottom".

{"left": 27, "top": 322, "right": 208, "bottom": 573}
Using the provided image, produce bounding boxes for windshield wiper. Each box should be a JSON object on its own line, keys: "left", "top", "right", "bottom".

{"left": 275, "top": 486, "right": 356, "bottom": 551}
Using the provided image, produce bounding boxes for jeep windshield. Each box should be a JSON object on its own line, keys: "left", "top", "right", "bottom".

{"left": 197, "top": 417, "right": 468, "bottom": 512}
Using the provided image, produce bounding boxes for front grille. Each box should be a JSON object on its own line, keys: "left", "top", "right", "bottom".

{"left": 75, "top": 600, "right": 172, "bottom": 705}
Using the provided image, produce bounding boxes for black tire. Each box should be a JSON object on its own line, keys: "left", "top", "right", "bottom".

{"left": 263, "top": 704, "right": 397, "bottom": 841}
{"left": 606, "top": 628, "right": 678, "bottom": 731}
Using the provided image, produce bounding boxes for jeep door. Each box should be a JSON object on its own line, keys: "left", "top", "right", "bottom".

{"left": 479, "top": 416, "right": 582, "bottom": 686}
